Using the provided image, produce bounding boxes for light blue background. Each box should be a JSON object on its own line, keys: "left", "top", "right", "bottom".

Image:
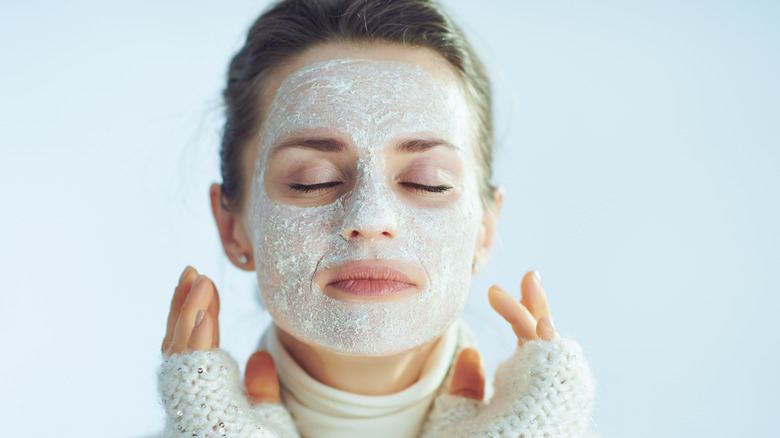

{"left": 1, "top": 1, "right": 778, "bottom": 436}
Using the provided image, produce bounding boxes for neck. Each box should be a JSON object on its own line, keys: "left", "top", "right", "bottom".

{"left": 276, "top": 325, "right": 441, "bottom": 395}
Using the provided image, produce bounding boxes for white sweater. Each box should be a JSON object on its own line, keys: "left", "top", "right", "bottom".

{"left": 157, "top": 322, "right": 594, "bottom": 437}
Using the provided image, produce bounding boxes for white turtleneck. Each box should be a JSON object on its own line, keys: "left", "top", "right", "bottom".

{"left": 258, "top": 322, "right": 460, "bottom": 438}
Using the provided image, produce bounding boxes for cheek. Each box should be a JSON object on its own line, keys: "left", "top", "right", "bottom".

{"left": 416, "top": 202, "right": 481, "bottom": 273}
{"left": 248, "top": 187, "right": 343, "bottom": 290}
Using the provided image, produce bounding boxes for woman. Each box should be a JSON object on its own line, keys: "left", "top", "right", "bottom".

{"left": 159, "top": 0, "right": 594, "bottom": 436}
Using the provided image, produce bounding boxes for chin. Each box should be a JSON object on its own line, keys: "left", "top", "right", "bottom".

{"left": 267, "top": 283, "right": 466, "bottom": 357}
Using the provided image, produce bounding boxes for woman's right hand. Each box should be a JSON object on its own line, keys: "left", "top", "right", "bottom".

{"left": 158, "top": 267, "right": 296, "bottom": 437}
{"left": 162, "top": 266, "right": 220, "bottom": 354}
{"left": 162, "top": 265, "right": 281, "bottom": 403}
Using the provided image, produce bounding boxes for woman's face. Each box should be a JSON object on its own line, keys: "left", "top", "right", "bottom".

{"left": 243, "top": 44, "right": 487, "bottom": 356}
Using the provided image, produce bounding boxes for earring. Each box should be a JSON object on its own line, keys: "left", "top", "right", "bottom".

{"left": 472, "top": 259, "right": 482, "bottom": 272}
{"left": 237, "top": 254, "right": 248, "bottom": 265}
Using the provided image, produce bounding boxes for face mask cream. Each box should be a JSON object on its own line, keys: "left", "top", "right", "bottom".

{"left": 247, "top": 59, "right": 483, "bottom": 356}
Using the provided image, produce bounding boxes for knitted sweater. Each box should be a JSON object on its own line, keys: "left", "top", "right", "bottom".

{"left": 157, "top": 324, "right": 594, "bottom": 437}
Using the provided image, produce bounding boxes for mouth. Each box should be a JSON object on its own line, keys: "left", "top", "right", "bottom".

{"left": 323, "top": 262, "right": 419, "bottom": 299}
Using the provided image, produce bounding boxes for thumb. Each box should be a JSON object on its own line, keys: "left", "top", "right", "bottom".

{"left": 448, "top": 348, "right": 485, "bottom": 401}
{"left": 244, "top": 351, "right": 281, "bottom": 404}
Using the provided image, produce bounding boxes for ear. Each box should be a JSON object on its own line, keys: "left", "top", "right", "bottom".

{"left": 472, "top": 186, "right": 504, "bottom": 274}
{"left": 210, "top": 183, "right": 255, "bottom": 271}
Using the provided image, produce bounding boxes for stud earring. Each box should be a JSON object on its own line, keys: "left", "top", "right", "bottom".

{"left": 472, "top": 259, "right": 482, "bottom": 272}
{"left": 237, "top": 254, "right": 248, "bottom": 265}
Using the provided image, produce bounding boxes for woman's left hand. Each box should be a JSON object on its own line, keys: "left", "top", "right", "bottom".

{"left": 449, "top": 270, "right": 557, "bottom": 400}
{"left": 422, "top": 270, "right": 592, "bottom": 437}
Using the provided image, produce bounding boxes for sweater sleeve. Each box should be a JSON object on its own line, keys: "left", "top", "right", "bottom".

{"left": 158, "top": 349, "right": 300, "bottom": 438}
{"left": 419, "top": 338, "right": 594, "bottom": 438}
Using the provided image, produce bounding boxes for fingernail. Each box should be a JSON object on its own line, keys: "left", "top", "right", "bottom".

{"left": 538, "top": 315, "right": 557, "bottom": 340}
{"left": 192, "top": 274, "right": 204, "bottom": 288}
{"left": 453, "top": 388, "right": 483, "bottom": 400}
{"left": 488, "top": 284, "right": 504, "bottom": 295}
{"left": 194, "top": 310, "right": 205, "bottom": 328}
{"left": 533, "top": 270, "right": 542, "bottom": 284}
{"left": 179, "top": 265, "right": 192, "bottom": 283}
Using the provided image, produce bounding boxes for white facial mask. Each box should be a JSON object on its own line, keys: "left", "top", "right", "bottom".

{"left": 247, "top": 59, "right": 483, "bottom": 356}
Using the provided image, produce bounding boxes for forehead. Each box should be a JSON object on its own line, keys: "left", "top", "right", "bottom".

{"left": 262, "top": 58, "right": 471, "bottom": 150}
{"left": 260, "top": 43, "right": 462, "bottom": 112}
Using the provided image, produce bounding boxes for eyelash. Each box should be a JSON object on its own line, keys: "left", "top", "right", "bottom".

{"left": 400, "top": 182, "right": 453, "bottom": 193}
{"left": 287, "top": 182, "right": 342, "bottom": 193}
{"left": 288, "top": 181, "right": 453, "bottom": 194}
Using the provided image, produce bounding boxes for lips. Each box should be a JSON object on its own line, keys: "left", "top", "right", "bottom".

{"left": 324, "top": 264, "right": 417, "bottom": 298}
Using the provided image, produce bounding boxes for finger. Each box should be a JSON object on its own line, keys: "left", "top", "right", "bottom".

{"left": 162, "top": 266, "right": 199, "bottom": 353}
{"left": 188, "top": 310, "right": 214, "bottom": 350}
{"left": 169, "top": 275, "right": 214, "bottom": 354}
{"left": 536, "top": 315, "right": 558, "bottom": 341}
{"left": 245, "top": 351, "right": 281, "bottom": 404}
{"left": 520, "top": 270, "right": 551, "bottom": 321}
{"left": 488, "top": 284, "right": 538, "bottom": 345}
{"left": 449, "top": 348, "right": 485, "bottom": 400}
{"left": 207, "top": 284, "right": 220, "bottom": 347}
{"left": 200, "top": 282, "right": 219, "bottom": 348}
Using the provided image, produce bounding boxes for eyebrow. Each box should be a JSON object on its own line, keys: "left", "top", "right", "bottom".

{"left": 395, "top": 139, "right": 458, "bottom": 153}
{"left": 268, "top": 138, "right": 347, "bottom": 159}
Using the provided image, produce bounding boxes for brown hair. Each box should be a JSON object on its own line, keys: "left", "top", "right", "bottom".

{"left": 220, "top": 0, "right": 494, "bottom": 212}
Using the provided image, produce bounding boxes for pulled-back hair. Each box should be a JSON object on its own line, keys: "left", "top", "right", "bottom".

{"left": 220, "top": 0, "right": 493, "bottom": 212}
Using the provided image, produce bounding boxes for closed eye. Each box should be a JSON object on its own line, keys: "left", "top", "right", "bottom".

{"left": 400, "top": 182, "right": 453, "bottom": 193}
{"left": 287, "top": 181, "right": 342, "bottom": 193}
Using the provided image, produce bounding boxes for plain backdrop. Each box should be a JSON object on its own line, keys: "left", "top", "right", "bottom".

{"left": 1, "top": 1, "right": 778, "bottom": 436}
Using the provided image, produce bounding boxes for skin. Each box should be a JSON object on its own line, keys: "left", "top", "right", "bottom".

{"left": 162, "top": 43, "right": 559, "bottom": 405}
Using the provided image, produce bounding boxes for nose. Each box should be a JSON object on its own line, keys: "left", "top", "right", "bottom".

{"left": 339, "top": 190, "right": 399, "bottom": 241}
